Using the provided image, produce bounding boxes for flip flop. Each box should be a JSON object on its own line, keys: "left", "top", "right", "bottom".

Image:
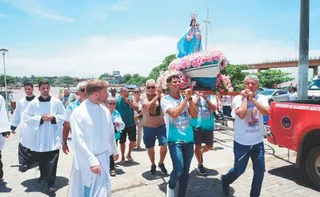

{"left": 126, "top": 155, "right": 134, "bottom": 162}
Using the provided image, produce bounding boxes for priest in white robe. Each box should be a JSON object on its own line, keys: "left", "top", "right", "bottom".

{"left": 23, "top": 80, "right": 65, "bottom": 194}
{"left": 69, "top": 79, "right": 118, "bottom": 197}
{"left": 0, "top": 94, "right": 11, "bottom": 181}
{"left": 10, "top": 82, "right": 37, "bottom": 172}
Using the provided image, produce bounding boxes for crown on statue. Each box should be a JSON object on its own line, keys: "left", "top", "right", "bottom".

{"left": 191, "top": 11, "right": 197, "bottom": 20}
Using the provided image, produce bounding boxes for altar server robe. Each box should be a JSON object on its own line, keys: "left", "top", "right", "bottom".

{"left": 69, "top": 99, "right": 118, "bottom": 197}
{"left": 0, "top": 95, "right": 10, "bottom": 151}
{"left": 23, "top": 96, "right": 65, "bottom": 152}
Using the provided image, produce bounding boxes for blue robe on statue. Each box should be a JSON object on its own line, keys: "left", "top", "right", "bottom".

{"left": 177, "top": 26, "right": 202, "bottom": 58}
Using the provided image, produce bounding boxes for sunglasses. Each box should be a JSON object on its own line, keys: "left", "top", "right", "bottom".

{"left": 108, "top": 103, "right": 116, "bottom": 105}
{"left": 147, "top": 86, "right": 155, "bottom": 89}
{"left": 79, "top": 88, "right": 85, "bottom": 92}
{"left": 134, "top": 91, "right": 140, "bottom": 94}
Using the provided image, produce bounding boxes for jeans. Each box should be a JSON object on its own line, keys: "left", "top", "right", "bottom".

{"left": 168, "top": 142, "right": 194, "bottom": 197}
{"left": 224, "top": 141, "right": 265, "bottom": 197}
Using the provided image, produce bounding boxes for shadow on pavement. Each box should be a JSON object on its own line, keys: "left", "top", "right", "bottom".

{"left": 0, "top": 180, "right": 12, "bottom": 193}
{"left": 114, "top": 168, "right": 125, "bottom": 176}
{"left": 21, "top": 176, "right": 69, "bottom": 196}
{"left": 156, "top": 168, "right": 236, "bottom": 196}
{"left": 116, "top": 161, "right": 140, "bottom": 167}
{"left": 141, "top": 171, "right": 169, "bottom": 181}
{"left": 268, "top": 164, "right": 320, "bottom": 192}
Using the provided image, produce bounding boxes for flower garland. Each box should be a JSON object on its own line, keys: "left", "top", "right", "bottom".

{"left": 214, "top": 74, "right": 233, "bottom": 93}
{"left": 157, "top": 50, "right": 233, "bottom": 93}
{"left": 168, "top": 50, "right": 228, "bottom": 71}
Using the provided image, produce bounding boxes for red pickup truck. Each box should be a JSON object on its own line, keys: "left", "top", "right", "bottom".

{"left": 267, "top": 100, "right": 320, "bottom": 189}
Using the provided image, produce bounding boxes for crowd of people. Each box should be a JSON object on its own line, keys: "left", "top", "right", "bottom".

{"left": 0, "top": 73, "right": 271, "bottom": 197}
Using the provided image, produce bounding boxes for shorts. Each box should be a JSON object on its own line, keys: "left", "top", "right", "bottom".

{"left": 119, "top": 126, "right": 137, "bottom": 144}
{"left": 193, "top": 128, "right": 214, "bottom": 145}
{"left": 143, "top": 124, "right": 167, "bottom": 149}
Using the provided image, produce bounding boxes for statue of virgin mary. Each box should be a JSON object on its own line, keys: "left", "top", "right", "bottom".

{"left": 177, "top": 13, "right": 203, "bottom": 58}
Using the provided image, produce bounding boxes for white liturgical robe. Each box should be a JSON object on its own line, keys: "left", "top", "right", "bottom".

{"left": 0, "top": 95, "right": 10, "bottom": 151}
{"left": 23, "top": 96, "right": 65, "bottom": 152}
{"left": 10, "top": 96, "right": 36, "bottom": 148}
{"left": 69, "top": 99, "right": 118, "bottom": 197}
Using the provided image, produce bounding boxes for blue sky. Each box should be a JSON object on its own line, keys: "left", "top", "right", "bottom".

{"left": 0, "top": 0, "right": 319, "bottom": 78}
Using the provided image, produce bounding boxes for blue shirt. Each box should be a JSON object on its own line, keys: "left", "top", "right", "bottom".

{"left": 161, "top": 94, "right": 194, "bottom": 143}
{"left": 191, "top": 95, "right": 216, "bottom": 131}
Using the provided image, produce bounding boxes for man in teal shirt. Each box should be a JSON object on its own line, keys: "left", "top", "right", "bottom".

{"left": 116, "top": 88, "right": 138, "bottom": 163}
{"left": 161, "top": 74, "right": 198, "bottom": 197}
{"left": 191, "top": 92, "right": 217, "bottom": 175}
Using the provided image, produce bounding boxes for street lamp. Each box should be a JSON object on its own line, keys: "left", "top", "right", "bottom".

{"left": 0, "top": 48, "right": 9, "bottom": 117}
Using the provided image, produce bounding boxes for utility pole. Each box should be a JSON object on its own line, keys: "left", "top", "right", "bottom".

{"left": 203, "top": 9, "right": 210, "bottom": 51}
{"left": 298, "top": 0, "right": 309, "bottom": 100}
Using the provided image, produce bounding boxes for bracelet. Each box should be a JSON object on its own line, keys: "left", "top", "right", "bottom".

{"left": 61, "top": 141, "right": 67, "bottom": 145}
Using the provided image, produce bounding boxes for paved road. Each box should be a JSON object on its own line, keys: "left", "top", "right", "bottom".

{"left": 0, "top": 127, "right": 319, "bottom": 197}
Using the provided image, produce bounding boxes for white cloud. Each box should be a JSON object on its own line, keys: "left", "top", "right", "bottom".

{"left": 5, "top": 35, "right": 320, "bottom": 81}
{"left": 6, "top": 0, "right": 75, "bottom": 22}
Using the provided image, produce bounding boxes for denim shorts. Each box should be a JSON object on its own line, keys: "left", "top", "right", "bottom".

{"left": 143, "top": 124, "right": 167, "bottom": 148}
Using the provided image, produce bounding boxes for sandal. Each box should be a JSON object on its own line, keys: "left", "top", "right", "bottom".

{"left": 110, "top": 170, "right": 116, "bottom": 177}
{"left": 126, "top": 155, "right": 134, "bottom": 162}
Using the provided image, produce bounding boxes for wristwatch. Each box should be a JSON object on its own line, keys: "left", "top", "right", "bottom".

{"left": 61, "top": 141, "right": 67, "bottom": 146}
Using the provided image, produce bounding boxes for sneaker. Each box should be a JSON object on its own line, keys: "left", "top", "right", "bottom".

{"left": 220, "top": 175, "right": 229, "bottom": 196}
{"left": 158, "top": 163, "right": 168, "bottom": 175}
{"left": 166, "top": 184, "right": 175, "bottom": 197}
{"left": 19, "top": 164, "right": 28, "bottom": 172}
{"left": 196, "top": 164, "right": 207, "bottom": 175}
{"left": 150, "top": 164, "right": 156, "bottom": 175}
{"left": 48, "top": 186, "right": 57, "bottom": 194}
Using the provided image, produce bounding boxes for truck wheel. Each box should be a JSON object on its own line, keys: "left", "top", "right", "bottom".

{"left": 268, "top": 99, "right": 273, "bottom": 105}
{"left": 306, "top": 146, "right": 320, "bottom": 189}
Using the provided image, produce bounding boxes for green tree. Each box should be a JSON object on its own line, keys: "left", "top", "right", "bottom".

{"left": 256, "top": 69, "right": 294, "bottom": 88}
{"left": 0, "top": 75, "right": 16, "bottom": 86}
{"left": 148, "top": 54, "right": 177, "bottom": 80}
{"left": 122, "top": 74, "right": 132, "bottom": 83}
{"left": 59, "top": 76, "right": 73, "bottom": 84}
{"left": 99, "top": 73, "right": 111, "bottom": 79}
{"left": 221, "top": 64, "right": 249, "bottom": 90}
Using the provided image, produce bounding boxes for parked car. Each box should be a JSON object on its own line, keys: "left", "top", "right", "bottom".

{"left": 260, "top": 89, "right": 290, "bottom": 105}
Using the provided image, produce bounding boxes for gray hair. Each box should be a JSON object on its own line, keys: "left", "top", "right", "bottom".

{"left": 244, "top": 75, "right": 259, "bottom": 84}
{"left": 76, "top": 81, "right": 88, "bottom": 90}
{"left": 106, "top": 96, "right": 116, "bottom": 103}
{"left": 145, "top": 79, "right": 156, "bottom": 86}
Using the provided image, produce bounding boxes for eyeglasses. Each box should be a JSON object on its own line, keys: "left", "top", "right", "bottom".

{"left": 108, "top": 103, "right": 116, "bottom": 105}
{"left": 147, "top": 86, "right": 155, "bottom": 89}
{"left": 134, "top": 91, "right": 140, "bottom": 94}
{"left": 79, "top": 88, "right": 85, "bottom": 92}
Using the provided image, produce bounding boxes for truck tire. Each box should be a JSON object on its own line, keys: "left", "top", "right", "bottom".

{"left": 306, "top": 146, "right": 320, "bottom": 189}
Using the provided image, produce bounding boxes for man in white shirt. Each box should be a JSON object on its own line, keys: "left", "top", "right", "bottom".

{"left": 221, "top": 75, "right": 270, "bottom": 197}
{"left": 23, "top": 80, "right": 65, "bottom": 194}
{"left": 0, "top": 94, "right": 11, "bottom": 181}
{"left": 288, "top": 87, "right": 298, "bottom": 101}
{"left": 10, "top": 82, "right": 37, "bottom": 172}
{"left": 69, "top": 79, "right": 118, "bottom": 197}
{"left": 61, "top": 81, "right": 88, "bottom": 155}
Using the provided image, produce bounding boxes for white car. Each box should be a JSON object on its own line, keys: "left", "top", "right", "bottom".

{"left": 260, "top": 89, "right": 290, "bottom": 105}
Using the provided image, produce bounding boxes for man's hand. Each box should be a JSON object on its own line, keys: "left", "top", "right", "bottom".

{"left": 62, "top": 144, "right": 69, "bottom": 155}
{"left": 42, "top": 114, "right": 53, "bottom": 121}
{"left": 3, "top": 133, "right": 10, "bottom": 138}
{"left": 114, "top": 154, "right": 119, "bottom": 161}
{"left": 246, "top": 90, "right": 254, "bottom": 101}
{"left": 124, "top": 97, "right": 131, "bottom": 104}
{"left": 90, "top": 165, "right": 102, "bottom": 176}
{"left": 114, "top": 122, "right": 120, "bottom": 128}
{"left": 11, "top": 130, "right": 16, "bottom": 135}
{"left": 184, "top": 89, "right": 193, "bottom": 99}
{"left": 240, "top": 90, "right": 247, "bottom": 97}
